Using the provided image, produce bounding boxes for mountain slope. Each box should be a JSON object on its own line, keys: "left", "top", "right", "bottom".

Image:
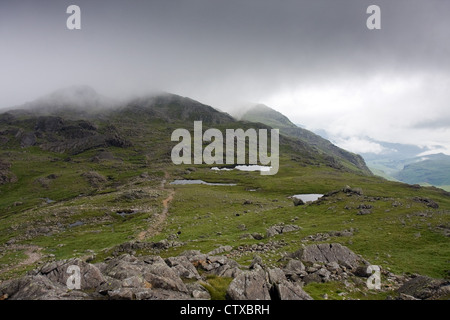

{"left": 240, "top": 104, "right": 372, "bottom": 175}
{"left": 394, "top": 153, "right": 450, "bottom": 186}
{"left": 1, "top": 87, "right": 449, "bottom": 300}
{"left": 0, "top": 89, "right": 370, "bottom": 173}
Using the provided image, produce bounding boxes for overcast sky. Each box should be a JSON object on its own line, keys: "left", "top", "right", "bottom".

{"left": 1, "top": 0, "right": 449, "bottom": 155}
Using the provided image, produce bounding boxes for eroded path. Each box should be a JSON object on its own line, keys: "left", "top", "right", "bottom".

{"left": 0, "top": 244, "right": 43, "bottom": 275}
{"left": 138, "top": 171, "right": 175, "bottom": 240}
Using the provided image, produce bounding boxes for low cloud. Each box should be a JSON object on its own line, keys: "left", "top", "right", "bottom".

{"left": 1, "top": 0, "right": 449, "bottom": 154}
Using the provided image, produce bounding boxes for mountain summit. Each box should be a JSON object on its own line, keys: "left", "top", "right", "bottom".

{"left": 20, "top": 85, "right": 116, "bottom": 117}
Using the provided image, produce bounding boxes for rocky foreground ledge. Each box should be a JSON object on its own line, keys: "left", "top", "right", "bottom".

{"left": 0, "top": 243, "right": 448, "bottom": 300}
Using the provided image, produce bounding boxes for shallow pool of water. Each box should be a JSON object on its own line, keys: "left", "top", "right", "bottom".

{"left": 116, "top": 209, "right": 139, "bottom": 217}
{"left": 292, "top": 194, "right": 324, "bottom": 202}
{"left": 170, "top": 179, "right": 237, "bottom": 186}
{"left": 68, "top": 221, "right": 84, "bottom": 228}
{"left": 211, "top": 165, "right": 271, "bottom": 172}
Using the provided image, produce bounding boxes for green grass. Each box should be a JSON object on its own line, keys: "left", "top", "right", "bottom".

{"left": 303, "top": 281, "right": 390, "bottom": 300}
{"left": 201, "top": 275, "right": 234, "bottom": 300}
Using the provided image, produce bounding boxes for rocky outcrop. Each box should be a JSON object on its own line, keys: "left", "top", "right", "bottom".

{"left": 226, "top": 257, "right": 313, "bottom": 301}
{"left": 5, "top": 114, "right": 131, "bottom": 154}
{"left": 396, "top": 275, "right": 450, "bottom": 300}
{"left": 39, "top": 258, "right": 105, "bottom": 290}
{"left": 81, "top": 171, "right": 107, "bottom": 188}
{"left": 0, "top": 243, "right": 444, "bottom": 300}
{"left": 412, "top": 197, "right": 439, "bottom": 209}
{"left": 291, "top": 243, "right": 367, "bottom": 270}
{"left": 226, "top": 266, "right": 271, "bottom": 300}
{"left": 302, "top": 229, "right": 355, "bottom": 242}
{"left": 0, "top": 274, "right": 89, "bottom": 300}
{"left": 0, "top": 160, "right": 17, "bottom": 185}
{"left": 266, "top": 224, "right": 300, "bottom": 237}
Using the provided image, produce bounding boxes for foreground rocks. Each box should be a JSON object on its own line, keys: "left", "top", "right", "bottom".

{"left": 0, "top": 243, "right": 447, "bottom": 300}
{"left": 396, "top": 275, "right": 450, "bottom": 300}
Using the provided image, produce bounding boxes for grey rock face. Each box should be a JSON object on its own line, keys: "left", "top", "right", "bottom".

{"left": 189, "top": 254, "right": 242, "bottom": 278}
{"left": 293, "top": 243, "right": 365, "bottom": 270}
{"left": 266, "top": 224, "right": 300, "bottom": 237}
{"left": 272, "top": 280, "right": 313, "bottom": 300}
{"left": 0, "top": 275, "right": 88, "bottom": 300}
{"left": 39, "top": 258, "right": 105, "bottom": 290}
{"left": 165, "top": 256, "right": 202, "bottom": 280}
{"left": 397, "top": 276, "right": 450, "bottom": 300}
{"left": 226, "top": 267, "right": 271, "bottom": 300}
{"left": 284, "top": 259, "right": 306, "bottom": 274}
{"left": 4, "top": 245, "right": 445, "bottom": 301}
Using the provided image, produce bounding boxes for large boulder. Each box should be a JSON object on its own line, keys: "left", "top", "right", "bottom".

{"left": 292, "top": 243, "right": 365, "bottom": 270}
{"left": 272, "top": 281, "right": 313, "bottom": 300}
{"left": 266, "top": 224, "right": 300, "bottom": 238}
{"left": 165, "top": 256, "right": 202, "bottom": 280}
{"left": 0, "top": 275, "right": 88, "bottom": 300}
{"left": 39, "top": 258, "right": 105, "bottom": 290}
{"left": 226, "top": 267, "right": 271, "bottom": 300}
{"left": 266, "top": 267, "right": 312, "bottom": 300}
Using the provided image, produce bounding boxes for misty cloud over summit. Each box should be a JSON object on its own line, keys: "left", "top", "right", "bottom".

{"left": 1, "top": 0, "right": 450, "bottom": 154}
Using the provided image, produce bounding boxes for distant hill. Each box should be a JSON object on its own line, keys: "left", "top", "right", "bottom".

{"left": 394, "top": 153, "right": 450, "bottom": 186}
{"left": 240, "top": 104, "right": 372, "bottom": 175}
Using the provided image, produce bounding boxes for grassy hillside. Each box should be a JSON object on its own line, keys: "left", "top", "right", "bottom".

{"left": 0, "top": 90, "right": 449, "bottom": 300}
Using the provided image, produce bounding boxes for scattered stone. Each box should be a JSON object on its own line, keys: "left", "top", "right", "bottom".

{"left": 342, "top": 185, "right": 363, "bottom": 195}
{"left": 357, "top": 209, "right": 372, "bottom": 215}
{"left": 303, "top": 229, "right": 355, "bottom": 242}
{"left": 251, "top": 233, "right": 264, "bottom": 240}
{"left": 81, "top": 171, "right": 107, "bottom": 188}
{"left": 392, "top": 201, "right": 402, "bottom": 207}
{"left": 237, "top": 224, "right": 247, "bottom": 231}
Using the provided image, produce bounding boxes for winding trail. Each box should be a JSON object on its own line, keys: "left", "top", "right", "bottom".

{"left": 138, "top": 171, "right": 175, "bottom": 240}
{"left": 0, "top": 245, "right": 43, "bottom": 275}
